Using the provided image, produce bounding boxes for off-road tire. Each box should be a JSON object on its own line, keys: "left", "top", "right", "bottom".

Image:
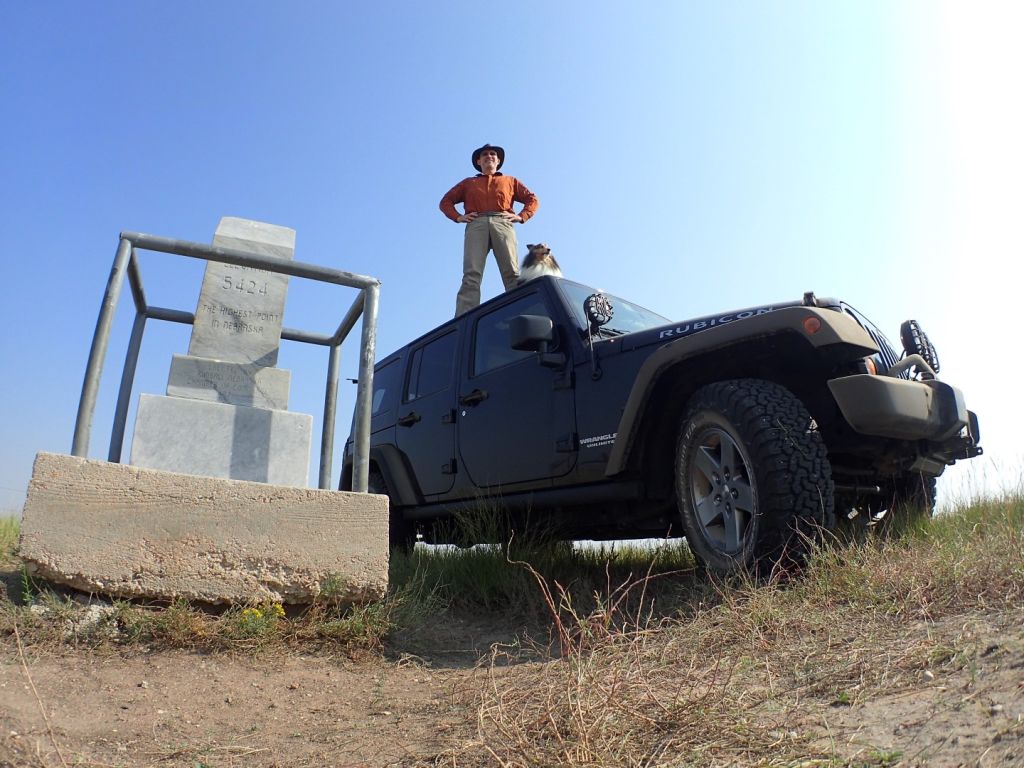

{"left": 368, "top": 469, "right": 416, "bottom": 553}
{"left": 675, "top": 379, "right": 835, "bottom": 576}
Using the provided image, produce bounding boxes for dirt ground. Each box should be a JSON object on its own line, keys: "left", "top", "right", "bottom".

{"left": 1, "top": 612, "right": 1022, "bottom": 768}
{"left": 0, "top": 615, "right": 510, "bottom": 768}
{"left": 805, "top": 613, "right": 1024, "bottom": 768}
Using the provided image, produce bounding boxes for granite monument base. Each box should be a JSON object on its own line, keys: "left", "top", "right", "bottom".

{"left": 19, "top": 452, "right": 389, "bottom": 604}
{"left": 167, "top": 354, "right": 292, "bottom": 410}
{"left": 130, "top": 394, "right": 312, "bottom": 487}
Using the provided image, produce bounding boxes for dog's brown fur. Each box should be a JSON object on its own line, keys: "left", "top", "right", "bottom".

{"left": 518, "top": 243, "right": 563, "bottom": 284}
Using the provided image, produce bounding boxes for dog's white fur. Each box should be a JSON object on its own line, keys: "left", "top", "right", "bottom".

{"left": 517, "top": 243, "right": 563, "bottom": 285}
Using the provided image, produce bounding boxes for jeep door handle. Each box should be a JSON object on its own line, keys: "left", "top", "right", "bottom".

{"left": 397, "top": 411, "right": 421, "bottom": 427}
{"left": 458, "top": 389, "right": 489, "bottom": 407}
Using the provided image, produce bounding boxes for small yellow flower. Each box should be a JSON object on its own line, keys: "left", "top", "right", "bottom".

{"left": 271, "top": 603, "right": 285, "bottom": 618}
{"left": 241, "top": 607, "right": 263, "bottom": 620}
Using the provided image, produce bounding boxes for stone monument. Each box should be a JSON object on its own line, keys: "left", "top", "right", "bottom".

{"left": 129, "top": 217, "right": 312, "bottom": 486}
{"left": 19, "top": 216, "right": 389, "bottom": 605}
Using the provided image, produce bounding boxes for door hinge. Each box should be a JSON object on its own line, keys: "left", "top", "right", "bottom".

{"left": 556, "top": 433, "right": 578, "bottom": 453}
{"left": 553, "top": 367, "right": 574, "bottom": 390}
{"left": 442, "top": 459, "right": 458, "bottom": 475}
{"left": 441, "top": 408, "right": 457, "bottom": 424}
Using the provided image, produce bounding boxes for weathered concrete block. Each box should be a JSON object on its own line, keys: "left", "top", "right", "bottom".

{"left": 167, "top": 354, "right": 291, "bottom": 409}
{"left": 19, "top": 453, "right": 389, "bottom": 604}
{"left": 130, "top": 394, "right": 311, "bottom": 486}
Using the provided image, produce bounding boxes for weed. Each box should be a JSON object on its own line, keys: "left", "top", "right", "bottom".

{"left": 18, "top": 564, "right": 35, "bottom": 604}
{"left": 318, "top": 573, "right": 353, "bottom": 603}
{"left": 0, "top": 515, "right": 18, "bottom": 562}
{"left": 114, "top": 599, "right": 213, "bottom": 649}
{"left": 223, "top": 602, "right": 285, "bottom": 643}
{"left": 865, "top": 747, "right": 904, "bottom": 766}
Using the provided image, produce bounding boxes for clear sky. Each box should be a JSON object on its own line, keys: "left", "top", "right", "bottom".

{"left": 1, "top": 2, "right": 1019, "bottom": 512}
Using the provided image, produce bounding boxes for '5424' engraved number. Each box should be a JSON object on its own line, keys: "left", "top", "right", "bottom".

{"left": 222, "top": 276, "right": 268, "bottom": 295}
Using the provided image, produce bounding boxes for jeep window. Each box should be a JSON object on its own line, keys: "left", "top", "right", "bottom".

{"left": 556, "top": 279, "right": 670, "bottom": 335}
{"left": 370, "top": 358, "right": 402, "bottom": 417}
{"left": 404, "top": 331, "right": 458, "bottom": 402}
{"left": 473, "top": 294, "right": 551, "bottom": 376}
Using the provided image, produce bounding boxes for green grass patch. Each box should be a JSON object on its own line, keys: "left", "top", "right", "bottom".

{"left": 2, "top": 585, "right": 423, "bottom": 654}
{"left": 389, "top": 502, "right": 699, "bottom": 618}
{"left": 0, "top": 515, "right": 19, "bottom": 562}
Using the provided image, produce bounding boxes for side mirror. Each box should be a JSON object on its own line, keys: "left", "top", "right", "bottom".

{"left": 510, "top": 314, "right": 553, "bottom": 351}
{"left": 509, "top": 315, "right": 566, "bottom": 368}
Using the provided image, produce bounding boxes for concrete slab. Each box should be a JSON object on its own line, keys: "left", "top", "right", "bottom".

{"left": 19, "top": 453, "right": 388, "bottom": 604}
{"left": 130, "top": 394, "right": 312, "bottom": 486}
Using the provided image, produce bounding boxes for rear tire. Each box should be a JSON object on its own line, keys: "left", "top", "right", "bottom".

{"left": 368, "top": 469, "right": 416, "bottom": 554}
{"left": 675, "top": 379, "right": 835, "bottom": 576}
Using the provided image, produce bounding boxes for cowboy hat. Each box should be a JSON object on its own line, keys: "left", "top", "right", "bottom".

{"left": 472, "top": 143, "right": 505, "bottom": 171}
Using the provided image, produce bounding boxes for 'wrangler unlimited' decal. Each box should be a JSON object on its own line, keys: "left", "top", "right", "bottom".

{"left": 580, "top": 433, "right": 617, "bottom": 449}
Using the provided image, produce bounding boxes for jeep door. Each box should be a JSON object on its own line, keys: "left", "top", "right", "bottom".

{"left": 394, "top": 328, "right": 459, "bottom": 497}
{"left": 456, "top": 291, "right": 576, "bottom": 489}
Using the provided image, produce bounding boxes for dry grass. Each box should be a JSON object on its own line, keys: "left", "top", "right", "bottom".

{"left": 2, "top": 495, "right": 1021, "bottom": 765}
{"left": 0, "top": 577, "right": 434, "bottom": 656}
{"left": 437, "top": 493, "right": 1024, "bottom": 767}
{"left": 0, "top": 507, "right": 444, "bottom": 653}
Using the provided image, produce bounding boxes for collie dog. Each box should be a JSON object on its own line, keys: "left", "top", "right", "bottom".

{"left": 518, "top": 243, "right": 563, "bottom": 284}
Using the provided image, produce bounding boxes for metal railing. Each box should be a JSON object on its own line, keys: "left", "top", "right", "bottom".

{"left": 71, "top": 231, "right": 380, "bottom": 492}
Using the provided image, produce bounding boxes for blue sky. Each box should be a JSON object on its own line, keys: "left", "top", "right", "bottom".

{"left": 1, "top": 2, "right": 1019, "bottom": 511}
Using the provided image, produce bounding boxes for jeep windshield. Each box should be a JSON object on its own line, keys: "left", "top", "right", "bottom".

{"left": 556, "top": 279, "right": 671, "bottom": 336}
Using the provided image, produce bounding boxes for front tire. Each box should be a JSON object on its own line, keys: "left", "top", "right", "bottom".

{"left": 675, "top": 379, "right": 835, "bottom": 575}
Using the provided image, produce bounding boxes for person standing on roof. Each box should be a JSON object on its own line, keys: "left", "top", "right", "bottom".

{"left": 440, "top": 143, "right": 540, "bottom": 317}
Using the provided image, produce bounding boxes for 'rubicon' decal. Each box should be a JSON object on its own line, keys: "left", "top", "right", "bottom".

{"left": 658, "top": 307, "right": 779, "bottom": 340}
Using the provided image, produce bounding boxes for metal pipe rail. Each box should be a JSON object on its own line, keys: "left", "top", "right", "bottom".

{"left": 72, "top": 231, "right": 380, "bottom": 493}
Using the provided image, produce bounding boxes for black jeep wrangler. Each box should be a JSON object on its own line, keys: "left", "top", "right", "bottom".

{"left": 342, "top": 277, "right": 981, "bottom": 574}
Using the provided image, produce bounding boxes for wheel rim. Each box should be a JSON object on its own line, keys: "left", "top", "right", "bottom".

{"left": 688, "top": 427, "right": 756, "bottom": 554}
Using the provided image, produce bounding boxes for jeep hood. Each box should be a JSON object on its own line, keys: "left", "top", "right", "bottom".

{"left": 608, "top": 299, "right": 807, "bottom": 353}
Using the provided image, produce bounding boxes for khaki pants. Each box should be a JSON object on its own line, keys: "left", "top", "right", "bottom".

{"left": 455, "top": 214, "right": 520, "bottom": 317}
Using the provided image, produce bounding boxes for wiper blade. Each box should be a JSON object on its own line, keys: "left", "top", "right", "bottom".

{"left": 580, "top": 326, "right": 626, "bottom": 341}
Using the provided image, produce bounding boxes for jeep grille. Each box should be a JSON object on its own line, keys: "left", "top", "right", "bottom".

{"left": 840, "top": 304, "right": 908, "bottom": 379}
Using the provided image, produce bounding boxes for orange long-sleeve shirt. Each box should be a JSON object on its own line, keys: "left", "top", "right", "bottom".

{"left": 439, "top": 173, "right": 539, "bottom": 223}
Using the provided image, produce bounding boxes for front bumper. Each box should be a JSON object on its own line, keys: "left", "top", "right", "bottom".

{"left": 828, "top": 374, "right": 977, "bottom": 446}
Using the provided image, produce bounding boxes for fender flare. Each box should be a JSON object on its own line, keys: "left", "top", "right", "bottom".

{"left": 343, "top": 444, "right": 421, "bottom": 507}
{"left": 604, "top": 307, "right": 877, "bottom": 477}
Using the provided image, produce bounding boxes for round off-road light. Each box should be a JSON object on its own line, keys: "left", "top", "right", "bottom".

{"left": 900, "top": 319, "right": 940, "bottom": 373}
{"left": 803, "top": 316, "right": 822, "bottom": 335}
